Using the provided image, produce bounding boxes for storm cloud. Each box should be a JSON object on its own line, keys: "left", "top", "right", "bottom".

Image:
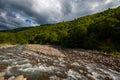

{"left": 0, "top": 0, "right": 120, "bottom": 30}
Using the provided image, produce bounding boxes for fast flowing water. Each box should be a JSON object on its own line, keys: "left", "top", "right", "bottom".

{"left": 0, "top": 45, "right": 120, "bottom": 80}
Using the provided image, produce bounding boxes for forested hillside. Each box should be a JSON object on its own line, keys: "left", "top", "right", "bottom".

{"left": 0, "top": 6, "right": 120, "bottom": 52}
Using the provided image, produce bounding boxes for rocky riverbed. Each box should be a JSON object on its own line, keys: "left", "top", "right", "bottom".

{"left": 0, "top": 44, "right": 120, "bottom": 80}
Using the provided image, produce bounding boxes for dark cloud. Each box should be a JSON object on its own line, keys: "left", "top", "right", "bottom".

{"left": 0, "top": 0, "right": 120, "bottom": 30}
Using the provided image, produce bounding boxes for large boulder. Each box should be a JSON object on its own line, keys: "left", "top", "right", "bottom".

{"left": 26, "top": 44, "right": 65, "bottom": 57}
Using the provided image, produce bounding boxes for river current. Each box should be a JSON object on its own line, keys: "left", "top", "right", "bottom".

{"left": 0, "top": 45, "right": 120, "bottom": 80}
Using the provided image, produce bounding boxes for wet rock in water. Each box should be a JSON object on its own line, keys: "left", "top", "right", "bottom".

{"left": 0, "top": 72, "right": 5, "bottom": 80}
{"left": 11, "top": 67, "right": 18, "bottom": 72}
{"left": 14, "top": 75, "right": 24, "bottom": 80}
{"left": 23, "top": 78, "right": 27, "bottom": 80}
{"left": 8, "top": 75, "right": 27, "bottom": 80}
{"left": 34, "top": 57, "right": 40, "bottom": 63}
{"left": 0, "top": 72, "right": 5, "bottom": 77}
{"left": 0, "top": 66, "right": 7, "bottom": 71}
{"left": 0, "top": 77, "right": 4, "bottom": 80}
{"left": 8, "top": 76, "right": 15, "bottom": 80}
{"left": 56, "top": 71, "right": 67, "bottom": 78}
{"left": 105, "top": 77, "right": 113, "bottom": 80}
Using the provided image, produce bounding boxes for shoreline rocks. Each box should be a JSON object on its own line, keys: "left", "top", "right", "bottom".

{"left": 0, "top": 72, "right": 27, "bottom": 80}
{"left": 0, "top": 44, "right": 120, "bottom": 80}
{"left": 26, "top": 44, "right": 65, "bottom": 57}
{"left": 0, "top": 44, "right": 17, "bottom": 49}
{"left": 25, "top": 44, "right": 120, "bottom": 72}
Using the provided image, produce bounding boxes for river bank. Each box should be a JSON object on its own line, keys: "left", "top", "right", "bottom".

{"left": 0, "top": 44, "right": 120, "bottom": 80}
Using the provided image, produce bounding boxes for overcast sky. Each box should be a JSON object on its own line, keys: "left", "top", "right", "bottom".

{"left": 0, "top": 0, "right": 120, "bottom": 30}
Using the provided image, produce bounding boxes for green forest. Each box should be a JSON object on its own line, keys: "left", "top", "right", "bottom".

{"left": 0, "top": 6, "right": 120, "bottom": 53}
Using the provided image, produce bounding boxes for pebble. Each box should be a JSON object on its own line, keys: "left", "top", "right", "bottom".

{"left": 0, "top": 77, "right": 4, "bottom": 80}
{"left": 8, "top": 76, "right": 15, "bottom": 80}
{"left": 0, "top": 72, "right": 5, "bottom": 77}
{"left": 0, "top": 72, "right": 27, "bottom": 80}
{"left": 14, "top": 75, "right": 24, "bottom": 80}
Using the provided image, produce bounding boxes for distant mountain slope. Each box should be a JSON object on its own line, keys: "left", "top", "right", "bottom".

{"left": 0, "top": 6, "right": 120, "bottom": 52}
